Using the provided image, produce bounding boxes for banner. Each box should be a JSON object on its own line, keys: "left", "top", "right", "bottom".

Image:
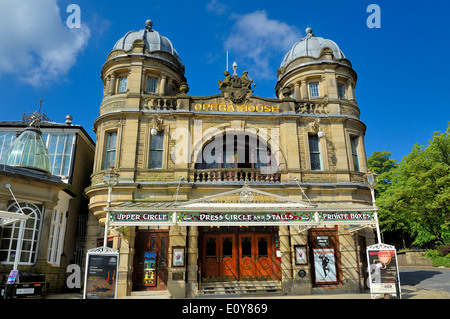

{"left": 84, "top": 249, "right": 119, "bottom": 299}
{"left": 313, "top": 249, "right": 338, "bottom": 284}
{"left": 319, "top": 212, "right": 374, "bottom": 223}
{"left": 109, "top": 212, "right": 174, "bottom": 225}
{"left": 366, "top": 246, "right": 400, "bottom": 295}
{"left": 177, "top": 212, "right": 314, "bottom": 224}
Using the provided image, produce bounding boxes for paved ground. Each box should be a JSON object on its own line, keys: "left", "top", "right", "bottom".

{"left": 43, "top": 265, "right": 450, "bottom": 300}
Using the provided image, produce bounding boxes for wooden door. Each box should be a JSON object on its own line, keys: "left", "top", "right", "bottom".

{"left": 133, "top": 230, "right": 169, "bottom": 291}
{"left": 219, "top": 234, "right": 236, "bottom": 279}
{"left": 255, "top": 234, "right": 272, "bottom": 278}
{"left": 239, "top": 234, "right": 255, "bottom": 277}
{"left": 239, "top": 233, "right": 272, "bottom": 278}
{"left": 203, "top": 235, "right": 219, "bottom": 278}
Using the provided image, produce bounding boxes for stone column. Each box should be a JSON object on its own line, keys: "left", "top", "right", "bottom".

{"left": 301, "top": 80, "right": 308, "bottom": 100}
{"left": 35, "top": 203, "right": 56, "bottom": 267}
{"left": 116, "top": 226, "right": 135, "bottom": 299}
{"left": 186, "top": 226, "right": 199, "bottom": 297}
{"left": 279, "top": 226, "right": 293, "bottom": 292}
{"left": 294, "top": 82, "right": 300, "bottom": 100}
{"left": 289, "top": 226, "right": 312, "bottom": 294}
{"left": 347, "top": 80, "right": 355, "bottom": 101}
{"left": 159, "top": 75, "right": 167, "bottom": 96}
{"left": 109, "top": 73, "right": 116, "bottom": 95}
{"left": 167, "top": 225, "right": 187, "bottom": 298}
{"left": 321, "top": 75, "right": 328, "bottom": 98}
{"left": 104, "top": 76, "right": 111, "bottom": 97}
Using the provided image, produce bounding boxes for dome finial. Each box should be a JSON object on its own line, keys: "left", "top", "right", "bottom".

{"left": 145, "top": 19, "right": 153, "bottom": 31}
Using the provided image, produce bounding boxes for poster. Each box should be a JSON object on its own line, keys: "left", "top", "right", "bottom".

{"left": 144, "top": 251, "right": 157, "bottom": 286}
{"left": 367, "top": 248, "right": 399, "bottom": 294}
{"left": 294, "top": 245, "right": 307, "bottom": 265}
{"left": 84, "top": 250, "right": 119, "bottom": 299}
{"left": 172, "top": 247, "right": 185, "bottom": 267}
{"left": 7, "top": 270, "right": 19, "bottom": 284}
{"left": 313, "top": 249, "right": 337, "bottom": 283}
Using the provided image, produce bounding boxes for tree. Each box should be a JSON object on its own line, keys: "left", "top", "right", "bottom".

{"left": 367, "top": 151, "right": 397, "bottom": 193}
{"left": 374, "top": 124, "right": 450, "bottom": 247}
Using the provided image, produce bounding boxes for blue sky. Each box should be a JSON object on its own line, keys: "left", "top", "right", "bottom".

{"left": 0, "top": 0, "right": 449, "bottom": 162}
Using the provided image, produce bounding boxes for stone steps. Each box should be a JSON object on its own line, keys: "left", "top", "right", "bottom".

{"left": 123, "top": 290, "right": 173, "bottom": 299}
{"left": 198, "top": 280, "right": 284, "bottom": 297}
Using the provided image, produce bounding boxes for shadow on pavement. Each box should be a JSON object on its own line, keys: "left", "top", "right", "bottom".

{"left": 399, "top": 270, "right": 441, "bottom": 286}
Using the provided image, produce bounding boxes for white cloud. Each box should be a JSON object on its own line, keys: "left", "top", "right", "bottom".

{"left": 224, "top": 10, "right": 301, "bottom": 80}
{"left": 206, "top": 0, "right": 228, "bottom": 15}
{"left": 0, "top": 0, "right": 90, "bottom": 86}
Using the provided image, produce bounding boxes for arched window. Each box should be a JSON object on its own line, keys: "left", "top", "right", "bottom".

{"left": 195, "top": 133, "right": 275, "bottom": 170}
{"left": 0, "top": 202, "right": 42, "bottom": 265}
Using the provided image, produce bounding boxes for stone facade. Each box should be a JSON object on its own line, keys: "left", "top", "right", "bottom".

{"left": 85, "top": 21, "right": 377, "bottom": 298}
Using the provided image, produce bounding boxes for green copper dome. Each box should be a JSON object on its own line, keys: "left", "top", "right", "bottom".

{"left": 2, "top": 127, "right": 51, "bottom": 173}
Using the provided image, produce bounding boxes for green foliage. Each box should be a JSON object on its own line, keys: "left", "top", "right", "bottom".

{"left": 425, "top": 249, "right": 450, "bottom": 267}
{"left": 367, "top": 151, "right": 397, "bottom": 193}
{"left": 369, "top": 123, "right": 450, "bottom": 248}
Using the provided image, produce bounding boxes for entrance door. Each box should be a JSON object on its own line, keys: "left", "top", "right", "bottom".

{"left": 239, "top": 233, "right": 272, "bottom": 279}
{"left": 202, "top": 234, "right": 237, "bottom": 280}
{"left": 133, "top": 230, "right": 169, "bottom": 291}
{"left": 220, "top": 234, "right": 236, "bottom": 279}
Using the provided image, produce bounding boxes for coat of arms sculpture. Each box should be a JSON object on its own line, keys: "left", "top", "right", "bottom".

{"left": 218, "top": 63, "right": 255, "bottom": 104}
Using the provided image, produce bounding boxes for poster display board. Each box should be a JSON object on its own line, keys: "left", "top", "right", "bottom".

{"left": 313, "top": 248, "right": 338, "bottom": 284}
{"left": 84, "top": 248, "right": 119, "bottom": 299}
{"left": 366, "top": 244, "right": 401, "bottom": 297}
{"left": 144, "top": 251, "right": 157, "bottom": 286}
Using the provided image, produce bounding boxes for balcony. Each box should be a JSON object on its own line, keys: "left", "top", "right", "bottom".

{"left": 192, "top": 168, "right": 281, "bottom": 183}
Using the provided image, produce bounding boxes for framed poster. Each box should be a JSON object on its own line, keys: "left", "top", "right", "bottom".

{"left": 366, "top": 245, "right": 401, "bottom": 296}
{"left": 172, "top": 246, "right": 185, "bottom": 267}
{"left": 84, "top": 248, "right": 119, "bottom": 299}
{"left": 294, "top": 245, "right": 308, "bottom": 265}
{"left": 313, "top": 248, "right": 338, "bottom": 284}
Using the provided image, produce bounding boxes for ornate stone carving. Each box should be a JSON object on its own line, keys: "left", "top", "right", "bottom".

{"left": 218, "top": 67, "right": 254, "bottom": 104}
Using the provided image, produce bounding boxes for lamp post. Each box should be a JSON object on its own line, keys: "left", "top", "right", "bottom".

{"left": 364, "top": 169, "right": 382, "bottom": 244}
{"left": 103, "top": 166, "right": 119, "bottom": 252}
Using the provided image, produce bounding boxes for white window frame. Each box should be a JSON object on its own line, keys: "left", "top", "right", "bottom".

{"left": 0, "top": 132, "right": 16, "bottom": 162}
{"left": 0, "top": 202, "right": 42, "bottom": 265}
{"left": 148, "top": 132, "right": 164, "bottom": 169}
{"left": 309, "top": 82, "right": 320, "bottom": 98}
{"left": 147, "top": 77, "right": 158, "bottom": 93}
{"left": 103, "top": 131, "right": 117, "bottom": 169}
{"left": 337, "top": 82, "right": 346, "bottom": 99}
{"left": 47, "top": 209, "right": 67, "bottom": 266}
{"left": 118, "top": 76, "right": 128, "bottom": 93}
{"left": 350, "top": 135, "right": 360, "bottom": 172}
{"left": 42, "top": 133, "right": 76, "bottom": 178}
{"left": 308, "top": 134, "right": 322, "bottom": 170}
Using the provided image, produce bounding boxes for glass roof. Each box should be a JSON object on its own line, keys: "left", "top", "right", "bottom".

{"left": 1, "top": 128, "right": 51, "bottom": 173}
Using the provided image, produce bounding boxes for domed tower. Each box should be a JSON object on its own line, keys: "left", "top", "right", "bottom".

{"left": 275, "top": 27, "right": 367, "bottom": 175}
{"left": 99, "top": 19, "right": 187, "bottom": 115}
{"left": 276, "top": 28, "right": 357, "bottom": 108}
{"left": 88, "top": 19, "right": 189, "bottom": 263}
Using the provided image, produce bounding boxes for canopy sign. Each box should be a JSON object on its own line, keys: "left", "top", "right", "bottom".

{"left": 177, "top": 212, "right": 314, "bottom": 225}
{"left": 319, "top": 212, "right": 374, "bottom": 223}
{"left": 109, "top": 212, "right": 175, "bottom": 226}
